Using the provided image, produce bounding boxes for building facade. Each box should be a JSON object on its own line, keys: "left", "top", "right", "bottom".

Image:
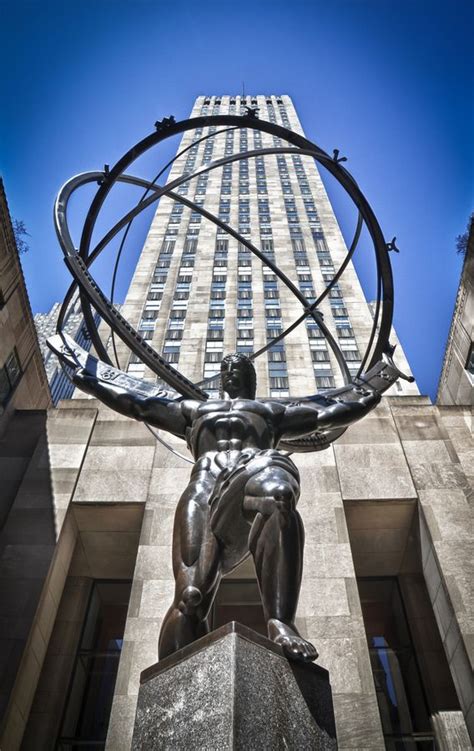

{"left": 0, "top": 178, "right": 52, "bottom": 738}
{"left": 0, "top": 98, "right": 472, "bottom": 751}
{"left": 0, "top": 179, "right": 51, "bottom": 434}
{"left": 35, "top": 294, "right": 100, "bottom": 405}
{"left": 437, "top": 221, "right": 474, "bottom": 406}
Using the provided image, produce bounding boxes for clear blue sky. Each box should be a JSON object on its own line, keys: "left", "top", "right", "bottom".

{"left": 1, "top": 0, "right": 473, "bottom": 399}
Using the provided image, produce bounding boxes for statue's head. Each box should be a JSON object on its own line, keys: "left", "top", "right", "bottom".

{"left": 220, "top": 353, "right": 256, "bottom": 399}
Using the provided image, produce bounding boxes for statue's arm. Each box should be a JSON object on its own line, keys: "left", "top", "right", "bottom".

{"left": 279, "top": 391, "right": 381, "bottom": 440}
{"left": 73, "top": 369, "right": 189, "bottom": 437}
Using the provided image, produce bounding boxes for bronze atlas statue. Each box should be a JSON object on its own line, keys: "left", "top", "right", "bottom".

{"left": 47, "top": 110, "right": 412, "bottom": 664}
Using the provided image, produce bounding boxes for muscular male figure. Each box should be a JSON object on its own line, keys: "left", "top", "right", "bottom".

{"left": 73, "top": 353, "right": 379, "bottom": 662}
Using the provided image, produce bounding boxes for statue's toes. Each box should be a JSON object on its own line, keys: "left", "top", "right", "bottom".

{"left": 283, "top": 636, "right": 318, "bottom": 663}
{"left": 305, "top": 641, "right": 319, "bottom": 661}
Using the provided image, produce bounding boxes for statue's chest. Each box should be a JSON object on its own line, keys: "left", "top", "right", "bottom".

{"left": 213, "top": 415, "right": 247, "bottom": 443}
{"left": 191, "top": 404, "right": 271, "bottom": 449}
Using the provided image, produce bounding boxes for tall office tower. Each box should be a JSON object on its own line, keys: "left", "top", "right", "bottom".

{"left": 35, "top": 293, "right": 100, "bottom": 404}
{"left": 116, "top": 95, "right": 418, "bottom": 399}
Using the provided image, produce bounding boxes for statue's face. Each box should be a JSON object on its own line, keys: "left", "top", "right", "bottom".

{"left": 221, "top": 363, "right": 246, "bottom": 398}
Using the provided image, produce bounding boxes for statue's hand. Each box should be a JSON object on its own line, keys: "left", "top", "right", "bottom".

{"left": 356, "top": 389, "right": 381, "bottom": 408}
{"left": 72, "top": 368, "right": 97, "bottom": 395}
{"left": 72, "top": 367, "right": 86, "bottom": 385}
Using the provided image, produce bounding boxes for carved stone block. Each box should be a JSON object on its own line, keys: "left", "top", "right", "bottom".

{"left": 132, "top": 622, "right": 337, "bottom": 750}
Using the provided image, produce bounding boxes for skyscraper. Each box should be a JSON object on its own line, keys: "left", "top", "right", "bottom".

{"left": 35, "top": 293, "right": 101, "bottom": 404}
{"left": 116, "top": 95, "right": 418, "bottom": 399}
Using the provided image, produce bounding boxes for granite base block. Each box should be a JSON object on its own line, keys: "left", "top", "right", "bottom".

{"left": 132, "top": 622, "right": 337, "bottom": 750}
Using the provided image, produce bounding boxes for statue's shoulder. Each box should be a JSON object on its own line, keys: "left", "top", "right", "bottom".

{"left": 256, "top": 398, "right": 287, "bottom": 416}
{"left": 185, "top": 399, "right": 229, "bottom": 418}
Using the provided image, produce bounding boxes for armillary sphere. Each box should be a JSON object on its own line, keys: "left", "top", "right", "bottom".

{"left": 49, "top": 112, "right": 413, "bottom": 460}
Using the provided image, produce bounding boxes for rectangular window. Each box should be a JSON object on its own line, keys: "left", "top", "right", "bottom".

{"left": 161, "top": 239, "right": 175, "bottom": 254}
{"left": 270, "top": 376, "right": 289, "bottom": 389}
{"left": 358, "top": 578, "right": 437, "bottom": 750}
{"left": 141, "top": 310, "right": 158, "bottom": 321}
{"left": 267, "top": 328, "right": 283, "bottom": 339}
{"left": 337, "top": 326, "right": 354, "bottom": 338}
{"left": 238, "top": 329, "right": 253, "bottom": 339}
{"left": 166, "top": 330, "right": 183, "bottom": 340}
{"left": 332, "top": 307, "right": 349, "bottom": 318}
{"left": 307, "top": 326, "right": 323, "bottom": 339}
{"left": 207, "top": 329, "right": 223, "bottom": 340}
{"left": 268, "top": 362, "right": 288, "bottom": 376}
{"left": 206, "top": 342, "right": 223, "bottom": 353}
{"left": 261, "top": 239, "right": 274, "bottom": 253}
{"left": 164, "top": 352, "right": 179, "bottom": 363}
{"left": 205, "top": 352, "right": 222, "bottom": 363}
{"left": 138, "top": 329, "right": 153, "bottom": 340}
{"left": 295, "top": 257, "right": 310, "bottom": 267}
{"left": 466, "top": 343, "right": 474, "bottom": 375}
{"left": 56, "top": 581, "right": 132, "bottom": 750}
{"left": 268, "top": 350, "right": 286, "bottom": 362}
{"left": 313, "top": 363, "right": 332, "bottom": 374}
{"left": 311, "top": 350, "right": 330, "bottom": 362}
{"left": 0, "top": 350, "right": 21, "bottom": 406}
{"left": 315, "top": 376, "right": 335, "bottom": 389}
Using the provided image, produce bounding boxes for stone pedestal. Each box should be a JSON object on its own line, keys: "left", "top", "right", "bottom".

{"left": 132, "top": 622, "right": 337, "bottom": 750}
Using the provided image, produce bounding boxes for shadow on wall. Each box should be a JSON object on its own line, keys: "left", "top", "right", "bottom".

{"left": 0, "top": 410, "right": 57, "bottom": 736}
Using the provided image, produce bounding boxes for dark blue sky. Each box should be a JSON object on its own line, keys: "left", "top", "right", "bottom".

{"left": 1, "top": 0, "right": 473, "bottom": 399}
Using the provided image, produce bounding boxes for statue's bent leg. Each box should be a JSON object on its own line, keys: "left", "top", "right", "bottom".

{"left": 244, "top": 467, "right": 318, "bottom": 662}
{"left": 158, "top": 472, "right": 221, "bottom": 660}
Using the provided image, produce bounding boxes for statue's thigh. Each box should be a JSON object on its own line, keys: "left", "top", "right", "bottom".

{"left": 209, "top": 482, "right": 252, "bottom": 574}
{"left": 243, "top": 466, "right": 300, "bottom": 517}
{"left": 173, "top": 475, "right": 215, "bottom": 570}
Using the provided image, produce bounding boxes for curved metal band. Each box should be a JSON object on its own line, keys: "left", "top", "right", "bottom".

{"left": 77, "top": 115, "right": 393, "bottom": 371}
{"left": 56, "top": 169, "right": 350, "bottom": 388}
{"left": 55, "top": 115, "right": 393, "bottom": 402}
{"left": 54, "top": 172, "right": 208, "bottom": 400}
{"left": 66, "top": 144, "right": 370, "bottom": 382}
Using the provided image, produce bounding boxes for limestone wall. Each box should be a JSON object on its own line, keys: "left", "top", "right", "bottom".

{"left": 2, "top": 396, "right": 471, "bottom": 749}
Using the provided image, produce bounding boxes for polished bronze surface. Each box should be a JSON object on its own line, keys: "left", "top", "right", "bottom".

{"left": 50, "top": 337, "right": 386, "bottom": 663}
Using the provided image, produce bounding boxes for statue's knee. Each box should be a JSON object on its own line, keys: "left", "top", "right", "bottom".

{"left": 177, "top": 585, "right": 202, "bottom": 615}
{"left": 270, "top": 482, "right": 296, "bottom": 514}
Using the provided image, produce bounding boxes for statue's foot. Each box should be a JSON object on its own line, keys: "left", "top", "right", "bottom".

{"left": 268, "top": 618, "right": 318, "bottom": 662}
